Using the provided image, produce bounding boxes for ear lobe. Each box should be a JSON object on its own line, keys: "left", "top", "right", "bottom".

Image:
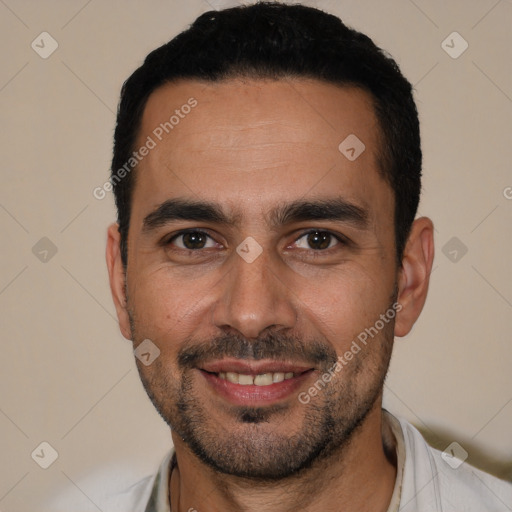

{"left": 106, "top": 223, "right": 132, "bottom": 340}
{"left": 394, "top": 217, "right": 435, "bottom": 337}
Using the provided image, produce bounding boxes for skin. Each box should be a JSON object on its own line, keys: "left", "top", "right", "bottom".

{"left": 106, "top": 78, "right": 434, "bottom": 512}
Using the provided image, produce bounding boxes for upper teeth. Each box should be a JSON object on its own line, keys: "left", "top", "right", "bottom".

{"left": 218, "top": 372, "right": 295, "bottom": 386}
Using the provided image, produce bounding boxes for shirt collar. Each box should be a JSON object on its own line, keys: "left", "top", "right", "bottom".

{"left": 383, "top": 409, "right": 406, "bottom": 512}
{"left": 144, "top": 450, "right": 175, "bottom": 512}
{"left": 144, "top": 410, "right": 405, "bottom": 512}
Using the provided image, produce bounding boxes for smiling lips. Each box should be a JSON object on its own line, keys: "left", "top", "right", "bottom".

{"left": 199, "top": 359, "right": 314, "bottom": 405}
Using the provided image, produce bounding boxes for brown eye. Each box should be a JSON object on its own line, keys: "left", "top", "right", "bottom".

{"left": 294, "top": 230, "right": 341, "bottom": 251}
{"left": 168, "top": 230, "right": 216, "bottom": 250}
{"left": 295, "top": 229, "right": 349, "bottom": 252}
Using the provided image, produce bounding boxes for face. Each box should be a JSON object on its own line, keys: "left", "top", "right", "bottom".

{"left": 112, "top": 78, "right": 403, "bottom": 479}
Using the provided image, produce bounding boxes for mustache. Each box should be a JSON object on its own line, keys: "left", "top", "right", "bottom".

{"left": 177, "top": 331, "right": 338, "bottom": 371}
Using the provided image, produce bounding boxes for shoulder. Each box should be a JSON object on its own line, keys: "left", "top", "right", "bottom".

{"left": 101, "top": 473, "right": 157, "bottom": 512}
{"left": 393, "top": 413, "right": 512, "bottom": 512}
{"left": 40, "top": 453, "right": 169, "bottom": 512}
{"left": 103, "top": 449, "right": 173, "bottom": 512}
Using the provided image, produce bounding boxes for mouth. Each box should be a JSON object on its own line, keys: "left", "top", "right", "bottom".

{"left": 198, "top": 359, "right": 315, "bottom": 405}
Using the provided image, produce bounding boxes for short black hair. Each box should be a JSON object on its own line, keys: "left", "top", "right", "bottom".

{"left": 111, "top": 1, "right": 421, "bottom": 267}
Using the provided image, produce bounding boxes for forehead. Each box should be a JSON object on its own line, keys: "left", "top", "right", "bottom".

{"left": 131, "top": 78, "right": 391, "bottom": 227}
{"left": 140, "top": 78, "right": 380, "bottom": 152}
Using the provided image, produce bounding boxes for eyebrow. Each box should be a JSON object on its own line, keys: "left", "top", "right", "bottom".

{"left": 142, "top": 197, "right": 369, "bottom": 233}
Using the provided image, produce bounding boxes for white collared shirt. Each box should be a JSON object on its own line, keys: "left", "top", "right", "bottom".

{"left": 52, "top": 410, "right": 512, "bottom": 511}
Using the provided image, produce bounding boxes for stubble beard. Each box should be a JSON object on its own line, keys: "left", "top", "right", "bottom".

{"left": 129, "top": 306, "right": 395, "bottom": 481}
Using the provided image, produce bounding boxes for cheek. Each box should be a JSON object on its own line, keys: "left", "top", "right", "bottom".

{"left": 128, "top": 266, "right": 217, "bottom": 343}
{"left": 297, "top": 264, "right": 395, "bottom": 350}
{"left": 128, "top": 243, "right": 397, "bottom": 353}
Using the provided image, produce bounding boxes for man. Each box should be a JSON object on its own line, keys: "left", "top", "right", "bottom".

{"left": 105, "top": 2, "right": 512, "bottom": 511}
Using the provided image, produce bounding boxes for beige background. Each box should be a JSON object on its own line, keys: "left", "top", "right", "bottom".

{"left": 0, "top": 0, "right": 511, "bottom": 510}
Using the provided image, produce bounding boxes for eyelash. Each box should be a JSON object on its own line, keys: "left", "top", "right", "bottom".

{"left": 164, "top": 228, "right": 349, "bottom": 254}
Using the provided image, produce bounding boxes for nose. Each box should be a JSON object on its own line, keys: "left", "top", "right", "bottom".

{"left": 212, "top": 247, "right": 297, "bottom": 339}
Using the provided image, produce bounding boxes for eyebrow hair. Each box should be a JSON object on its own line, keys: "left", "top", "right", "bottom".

{"left": 142, "top": 198, "right": 241, "bottom": 232}
{"left": 267, "top": 198, "right": 368, "bottom": 229}
{"left": 142, "top": 196, "right": 369, "bottom": 233}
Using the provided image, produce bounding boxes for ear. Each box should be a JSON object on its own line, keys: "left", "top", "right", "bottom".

{"left": 394, "top": 217, "right": 435, "bottom": 337}
{"left": 106, "top": 223, "right": 132, "bottom": 340}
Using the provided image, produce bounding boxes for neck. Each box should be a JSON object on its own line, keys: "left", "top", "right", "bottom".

{"left": 170, "top": 403, "right": 397, "bottom": 512}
